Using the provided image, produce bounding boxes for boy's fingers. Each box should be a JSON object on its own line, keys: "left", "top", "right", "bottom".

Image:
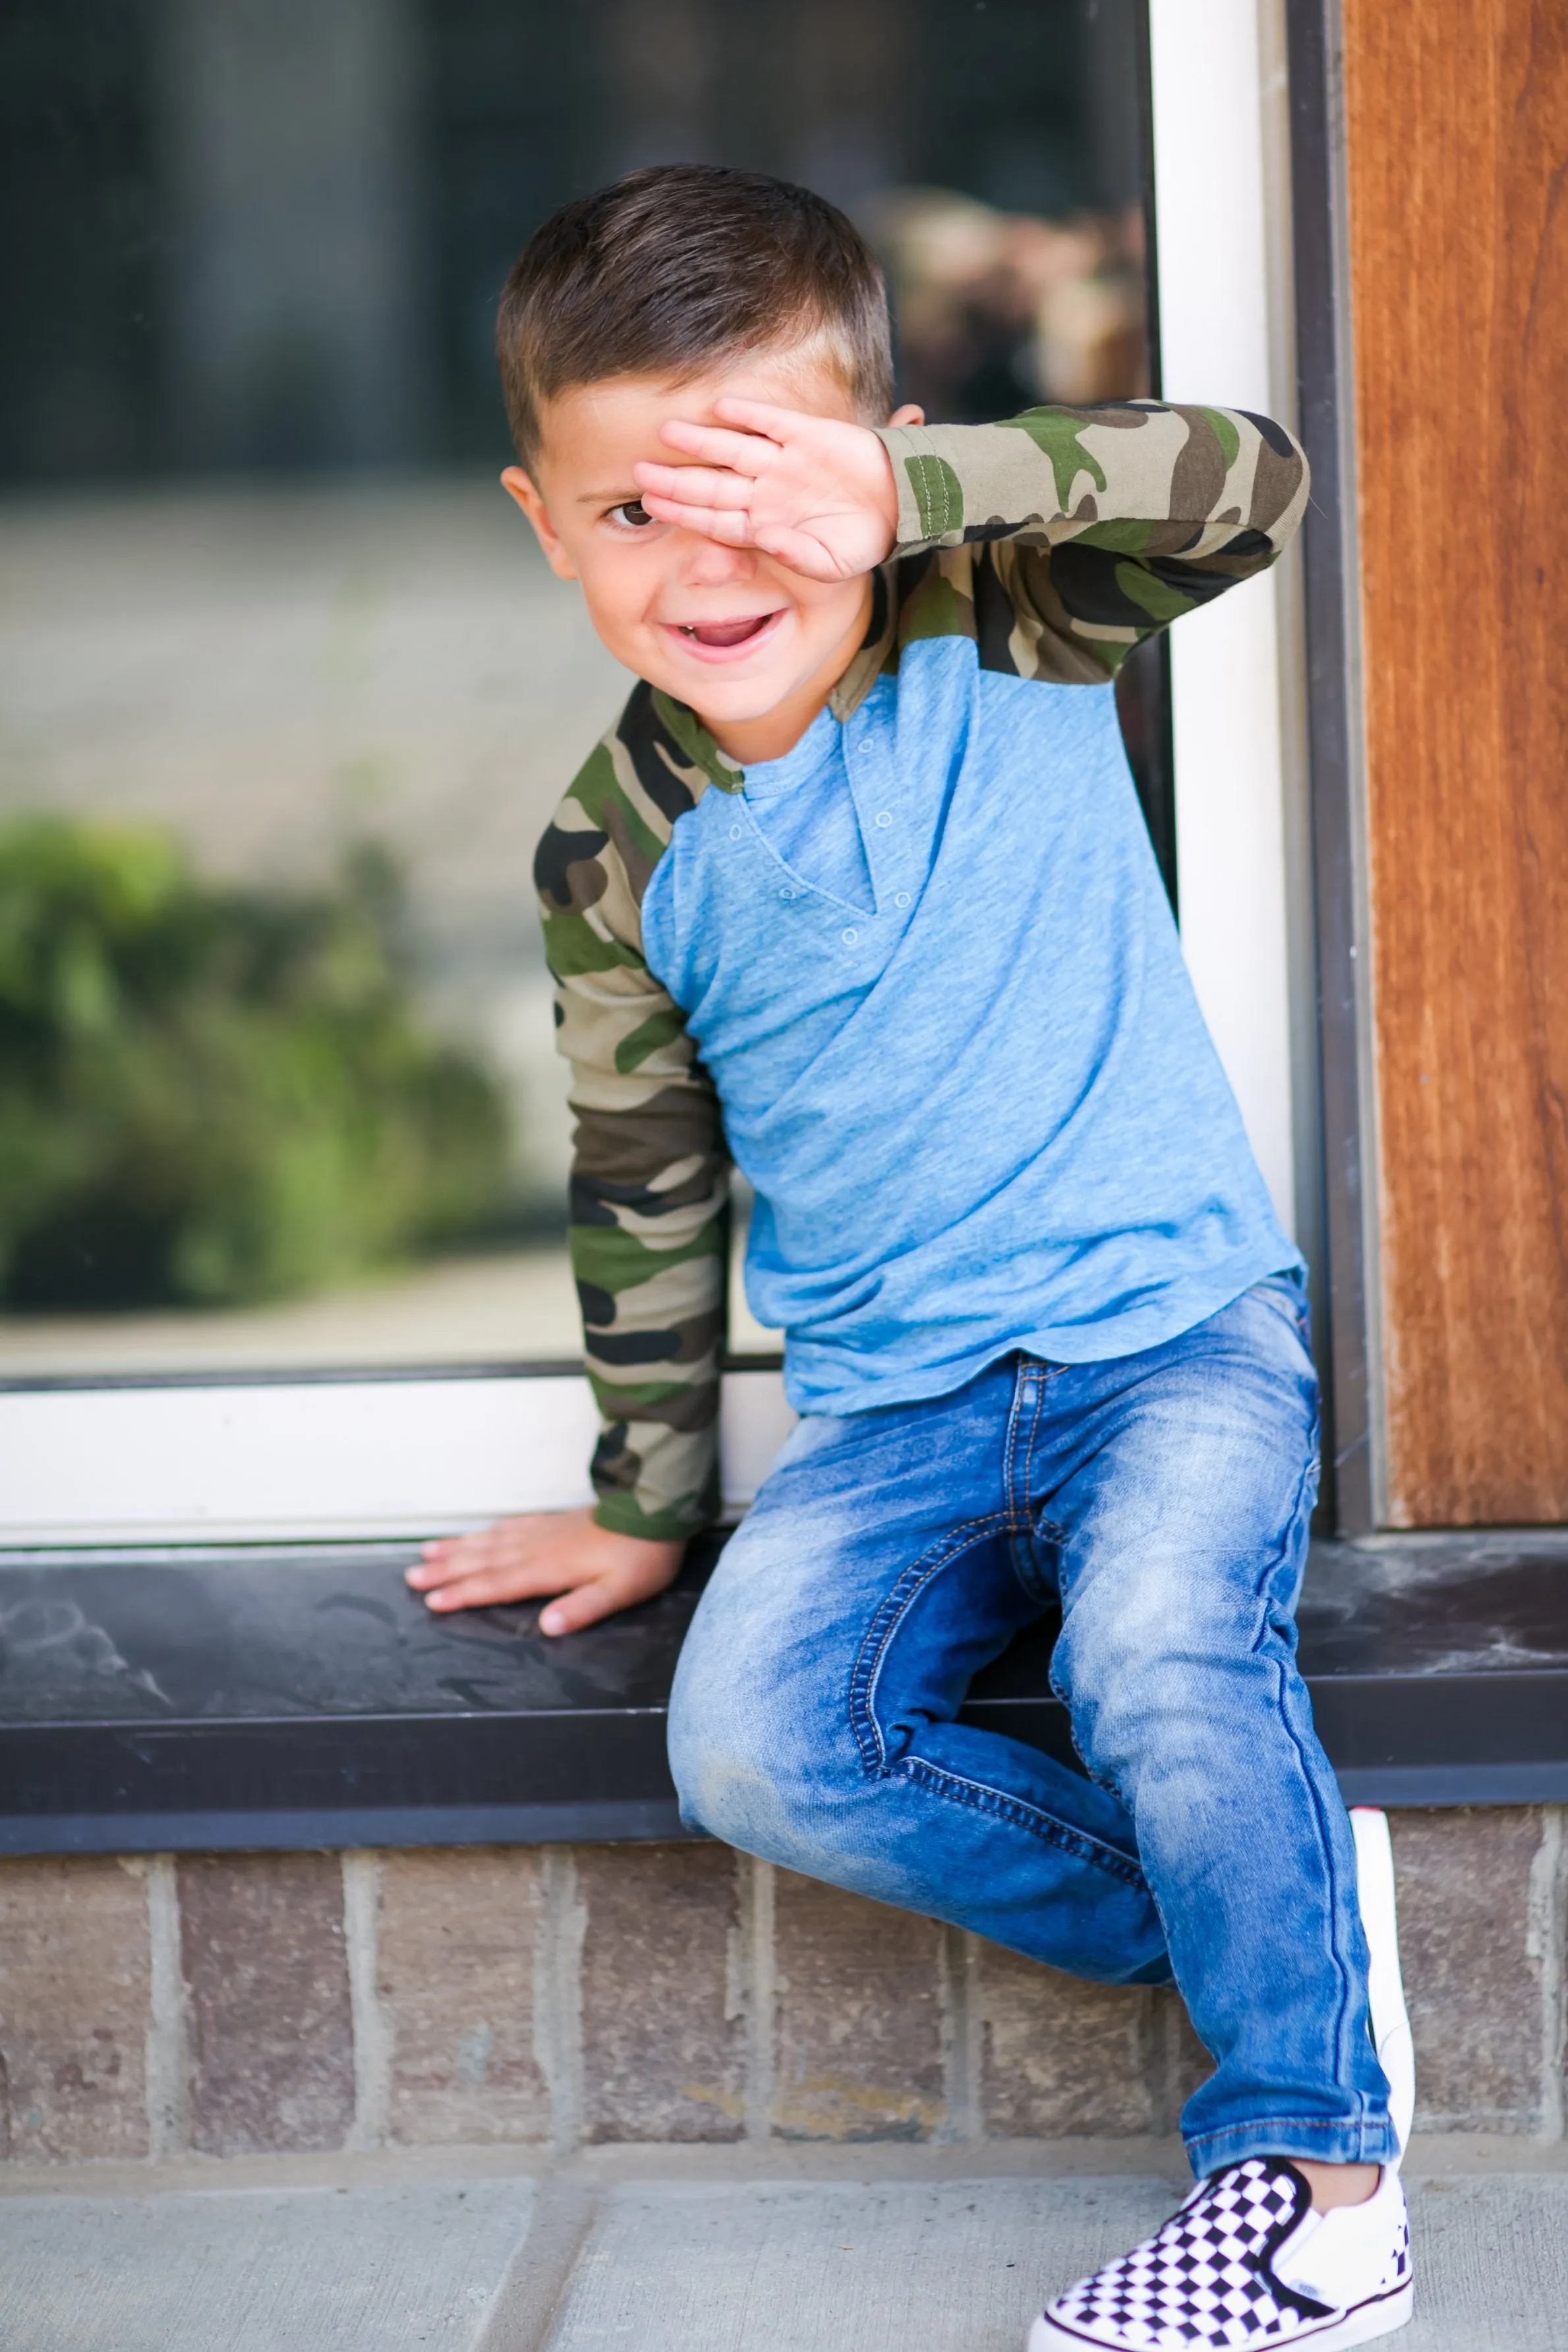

{"left": 537, "top": 1579, "right": 618, "bottom": 1635}
{"left": 403, "top": 1508, "right": 672, "bottom": 1626}
{"left": 658, "top": 419, "right": 777, "bottom": 467}
{"left": 637, "top": 494, "right": 755, "bottom": 543}
{"left": 419, "top": 1555, "right": 571, "bottom": 1611}
{"left": 709, "top": 396, "right": 808, "bottom": 439}
{"left": 409, "top": 1524, "right": 549, "bottom": 1591}
{"left": 633, "top": 460, "right": 754, "bottom": 509}
{"left": 409, "top": 1534, "right": 505, "bottom": 1585}
{"left": 408, "top": 1542, "right": 489, "bottom": 1589}
{"left": 538, "top": 1569, "right": 658, "bottom": 1637}
{"left": 421, "top": 1572, "right": 513, "bottom": 1611}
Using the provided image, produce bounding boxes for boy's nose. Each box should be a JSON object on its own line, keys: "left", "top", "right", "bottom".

{"left": 681, "top": 533, "right": 758, "bottom": 586}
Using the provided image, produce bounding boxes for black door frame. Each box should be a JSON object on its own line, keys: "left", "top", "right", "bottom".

{"left": 1287, "top": 0, "right": 1378, "bottom": 1536}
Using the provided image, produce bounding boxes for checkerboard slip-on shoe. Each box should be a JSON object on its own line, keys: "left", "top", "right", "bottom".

{"left": 1027, "top": 2156, "right": 1412, "bottom": 2351}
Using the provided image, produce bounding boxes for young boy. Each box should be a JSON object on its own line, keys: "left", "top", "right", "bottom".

{"left": 411, "top": 165, "right": 1412, "bottom": 2349}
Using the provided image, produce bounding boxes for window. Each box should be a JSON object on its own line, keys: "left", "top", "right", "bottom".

{"left": 1, "top": 0, "right": 1198, "bottom": 1537}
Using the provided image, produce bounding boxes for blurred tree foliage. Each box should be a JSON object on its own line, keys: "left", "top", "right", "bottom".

{"left": 0, "top": 818, "right": 511, "bottom": 1308}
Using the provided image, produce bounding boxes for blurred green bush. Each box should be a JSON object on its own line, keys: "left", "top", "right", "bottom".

{"left": 0, "top": 817, "right": 512, "bottom": 1308}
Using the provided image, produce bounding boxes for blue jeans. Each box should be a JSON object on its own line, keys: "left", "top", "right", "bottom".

{"left": 668, "top": 1274, "right": 1397, "bottom": 2174}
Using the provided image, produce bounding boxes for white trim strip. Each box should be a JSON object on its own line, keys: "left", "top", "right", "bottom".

{"left": 0, "top": 1366, "right": 797, "bottom": 1546}
{"left": 1149, "top": 0, "right": 1302, "bottom": 1239}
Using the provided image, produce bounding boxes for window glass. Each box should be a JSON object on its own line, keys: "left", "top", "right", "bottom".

{"left": 0, "top": 0, "right": 1156, "bottom": 1377}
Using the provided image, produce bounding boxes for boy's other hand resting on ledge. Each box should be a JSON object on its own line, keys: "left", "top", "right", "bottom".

{"left": 407, "top": 1510, "right": 684, "bottom": 1634}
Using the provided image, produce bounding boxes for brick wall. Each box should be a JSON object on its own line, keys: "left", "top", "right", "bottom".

{"left": 0, "top": 1809, "right": 1562, "bottom": 2163}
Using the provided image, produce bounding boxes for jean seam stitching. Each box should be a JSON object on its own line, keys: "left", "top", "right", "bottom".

{"left": 1002, "top": 1360, "right": 1030, "bottom": 1531}
{"left": 1016, "top": 1369, "right": 1049, "bottom": 1587}
{"left": 1184, "top": 2115, "right": 1396, "bottom": 2154}
{"left": 1171, "top": 1401, "right": 1342, "bottom": 2158}
{"left": 1255, "top": 1401, "right": 1364, "bottom": 2122}
{"left": 847, "top": 1511, "right": 1013, "bottom": 1774}
{"left": 893, "top": 1754, "right": 1148, "bottom": 1887}
{"left": 1044, "top": 1631, "right": 1125, "bottom": 1807}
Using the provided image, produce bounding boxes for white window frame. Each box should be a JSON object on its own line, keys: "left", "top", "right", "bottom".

{"left": 0, "top": 1, "right": 1306, "bottom": 1548}
{"left": 1150, "top": 0, "right": 1314, "bottom": 1256}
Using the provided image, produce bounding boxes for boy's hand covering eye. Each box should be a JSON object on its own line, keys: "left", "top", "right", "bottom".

{"left": 631, "top": 397, "right": 900, "bottom": 582}
{"left": 407, "top": 1508, "right": 684, "bottom": 1635}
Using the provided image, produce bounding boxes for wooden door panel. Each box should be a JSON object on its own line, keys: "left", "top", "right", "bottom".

{"left": 1342, "top": 1, "right": 1568, "bottom": 1521}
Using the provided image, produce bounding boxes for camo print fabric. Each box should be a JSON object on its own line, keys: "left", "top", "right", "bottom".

{"left": 875, "top": 399, "right": 1310, "bottom": 685}
{"left": 534, "top": 401, "right": 1307, "bottom": 1539}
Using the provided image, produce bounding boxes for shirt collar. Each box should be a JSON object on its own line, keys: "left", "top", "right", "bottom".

{"left": 649, "top": 562, "right": 900, "bottom": 790}
{"left": 828, "top": 562, "right": 899, "bottom": 720}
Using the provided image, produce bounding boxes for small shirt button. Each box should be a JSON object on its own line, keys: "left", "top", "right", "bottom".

{"left": 875, "top": 811, "right": 894, "bottom": 827}
{"left": 779, "top": 887, "right": 796, "bottom": 900}
{"left": 729, "top": 825, "right": 743, "bottom": 840}
{"left": 842, "top": 927, "right": 859, "bottom": 946}
{"left": 894, "top": 891, "right": 912, "bottom": 908}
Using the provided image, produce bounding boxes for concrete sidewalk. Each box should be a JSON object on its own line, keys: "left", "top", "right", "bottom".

{"left": 1, "top": 2142, "right": 1562, "bottom": 2351}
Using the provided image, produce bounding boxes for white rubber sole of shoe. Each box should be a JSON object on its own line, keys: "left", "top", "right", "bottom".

{"left": 1350, "top": 1806, "right": 1416, "bottom": 2160}
{"left": 1026, "top": 2279, "right": 1414, "bottom": 2351}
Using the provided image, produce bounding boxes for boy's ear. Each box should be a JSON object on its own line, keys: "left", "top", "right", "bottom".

{"left": 501, "top": 465, "right": 578, "bottom": 581}
{"left": 887, "top": 402, "right": 925, "bottom": 428}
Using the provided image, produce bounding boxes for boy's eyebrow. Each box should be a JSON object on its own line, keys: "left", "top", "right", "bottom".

{"left": 577, "top": 486, "right": 641, "bottom": 504}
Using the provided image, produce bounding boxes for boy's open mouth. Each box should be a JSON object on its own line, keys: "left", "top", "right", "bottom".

{"left": 664, "top": 610, "right": 783, "bottom": 657}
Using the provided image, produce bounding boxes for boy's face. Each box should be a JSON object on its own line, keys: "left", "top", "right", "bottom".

{"left": 503, "top": 356, "right": 912, "bottom": 750}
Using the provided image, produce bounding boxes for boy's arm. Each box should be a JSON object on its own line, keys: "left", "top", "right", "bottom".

{"left": 538, "top": 722, "right": 730, "bottom": 1544}
{"left": 875, "top": 401, "right": 1308, "bottom": 682}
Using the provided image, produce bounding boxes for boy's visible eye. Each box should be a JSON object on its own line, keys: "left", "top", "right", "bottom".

{"left": 608, "top": 500, "right": 655, "bottom": 530}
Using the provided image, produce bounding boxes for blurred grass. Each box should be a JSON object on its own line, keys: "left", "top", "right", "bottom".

{"left": 0, "top": 817, "right": 511, "bottom": 1308}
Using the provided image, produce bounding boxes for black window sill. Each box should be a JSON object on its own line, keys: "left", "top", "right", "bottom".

{"left": 1, "top": 1530, "right": 1565, "bottom": 1854}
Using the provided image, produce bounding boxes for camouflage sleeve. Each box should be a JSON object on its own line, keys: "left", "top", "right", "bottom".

{"left": 534, "top": 689, "right": 731, "bottom": 1544}
{"left": 875, "top": 402, "right": 1308, "bottom": 682}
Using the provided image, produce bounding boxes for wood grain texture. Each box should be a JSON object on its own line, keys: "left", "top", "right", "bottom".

{"left": 1343, "top": 1, "right": 1568, "bottom": 1521}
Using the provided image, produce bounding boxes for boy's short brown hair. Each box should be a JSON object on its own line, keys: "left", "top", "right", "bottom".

{"left": 496, "top": 164, "right": 894, "bottom": 467}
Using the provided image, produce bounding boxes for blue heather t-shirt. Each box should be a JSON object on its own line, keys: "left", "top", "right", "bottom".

{"left": 639, "top": 634, "right": 1299, "bottom": 1419}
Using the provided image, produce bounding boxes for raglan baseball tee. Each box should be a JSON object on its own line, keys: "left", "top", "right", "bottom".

{"left": 534, "top": 401, "right": 1310, "bottom": 1539}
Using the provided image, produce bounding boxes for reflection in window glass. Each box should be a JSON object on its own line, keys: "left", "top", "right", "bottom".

{"left": 0, "top": 0, "right": 1155, "bottom": 1375}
